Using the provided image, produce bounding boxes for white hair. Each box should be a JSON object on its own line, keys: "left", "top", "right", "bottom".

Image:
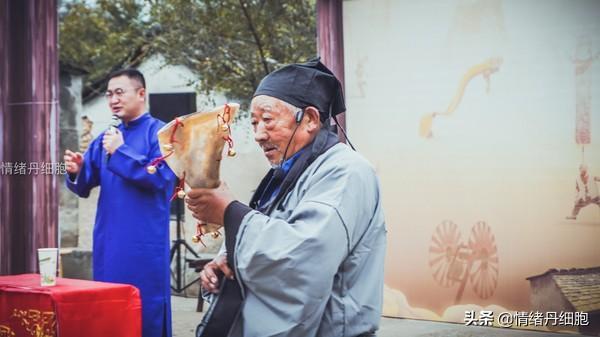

{"left": 280, "top": 100, "right": 300, "bottom": 115}
{"left": 279, "top": 100, "right": 325, "bottom": 128}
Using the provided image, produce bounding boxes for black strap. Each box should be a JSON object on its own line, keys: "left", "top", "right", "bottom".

{"left": 267, "top": 128, "right": 339, "bottom": 214}
{"left": 249, "top": 169, "right": 275, "bottom": 210}
{"left": 195, "top": 279, "right": 242, "bottom": 337}
{"left": 356, "top": 332, "right": 377, "bottom": 337}
{"left": 332, "top": 115, "right": 356, "bottom": 151}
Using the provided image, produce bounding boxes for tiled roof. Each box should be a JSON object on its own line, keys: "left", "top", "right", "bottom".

{"left": 553, "top": 271, "right": 600, "bottom": 313}
{"left": 528, "top": 267, "right": 600, "bottom": 313}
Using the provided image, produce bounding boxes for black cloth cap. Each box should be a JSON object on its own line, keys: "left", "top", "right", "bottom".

{"left": 253, "top": 57, "right": 346, "bottom": 121}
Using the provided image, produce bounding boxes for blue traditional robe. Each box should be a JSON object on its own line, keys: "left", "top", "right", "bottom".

{"left": 66, "top": 112, "right": 176, "bottom": 337}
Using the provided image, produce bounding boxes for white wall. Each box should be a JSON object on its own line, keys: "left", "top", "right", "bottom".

{"left": 344, "top": 0, "right": 600, "bottom": 320}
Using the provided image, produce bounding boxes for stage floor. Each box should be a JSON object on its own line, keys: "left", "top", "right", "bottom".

{"left": 170, "top": 296, "right": 577, "bottom": 337}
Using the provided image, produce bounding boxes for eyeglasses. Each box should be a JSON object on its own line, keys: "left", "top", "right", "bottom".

{"left": 104, "top": 88, "right": 141, "bottom": 100}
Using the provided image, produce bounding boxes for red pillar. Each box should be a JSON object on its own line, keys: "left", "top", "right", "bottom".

{"left": 317, "top": 0, "right": 347, "bottom": 142}
{"left": 0, "top": 0, "right": 59, "bottom": 275}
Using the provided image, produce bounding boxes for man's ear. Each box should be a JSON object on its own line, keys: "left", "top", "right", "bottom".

{"left": 138, "top": 87, "right": 146, "bottom": 101}
{"left": 303, "top": 106, "right": 320, "bottom": 132}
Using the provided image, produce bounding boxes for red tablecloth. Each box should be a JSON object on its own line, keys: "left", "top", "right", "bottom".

{"left": 0, "top": 274, "right": 141, "bottom": 337}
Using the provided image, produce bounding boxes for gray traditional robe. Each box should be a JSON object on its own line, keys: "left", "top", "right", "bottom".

{"left": 224, "top": 143, "right": 387, "bottom": 337}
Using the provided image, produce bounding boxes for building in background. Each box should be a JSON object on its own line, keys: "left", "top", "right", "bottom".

{"left": 527, "top": 267, "right": 600, "bottom": 335}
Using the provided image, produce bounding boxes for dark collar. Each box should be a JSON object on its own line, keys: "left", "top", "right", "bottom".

{"left": 249, "top": 128, "right": 339, "bottom": 213}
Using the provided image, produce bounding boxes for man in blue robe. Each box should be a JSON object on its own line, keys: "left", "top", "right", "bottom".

{"left": 64, "top": 69, "right": 176, "bottom": 337}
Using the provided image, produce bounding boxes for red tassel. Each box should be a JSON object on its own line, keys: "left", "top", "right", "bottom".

{"left": 218, "top": 104, "right": 235, "bottom": 156}
{"left": 170, "top": 172, "right": 186, "bottom": 201}
{"left": 147, "top": 117, "right": 185, "bottom": 172}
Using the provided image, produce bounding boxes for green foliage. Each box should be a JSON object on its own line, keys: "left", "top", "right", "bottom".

{"left": 150, "top": 0, "right": 316, "bottom": 107}
{"left": 59, "top": 0, "right": 151, "bottom": 98}
{"left": 59, "top": 0, "right": 317, "bottom": 107}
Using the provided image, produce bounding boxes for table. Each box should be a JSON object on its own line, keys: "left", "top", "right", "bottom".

{"left": 0, "top": 274, "right": 141, "bottom": 337}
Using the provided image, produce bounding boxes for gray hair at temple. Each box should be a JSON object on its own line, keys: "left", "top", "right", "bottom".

{"left": 277, "top": 100, "right": 326, "bottom": 127}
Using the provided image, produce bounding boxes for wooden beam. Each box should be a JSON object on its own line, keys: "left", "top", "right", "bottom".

{"left": 0, "top": 0, "right": 59, "bottom": 275}
{"left": 317, "top": 0, "right": 348, "bottom": 143}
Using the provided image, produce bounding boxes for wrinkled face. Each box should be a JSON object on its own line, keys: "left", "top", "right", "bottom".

{"left": 250, "top": 95, "right": 303, "bottom": 166}
{"left": 105, "top": 75, "right": 145, "bottom": 122}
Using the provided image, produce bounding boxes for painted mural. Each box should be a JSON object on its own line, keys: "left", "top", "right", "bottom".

{"left": 344, "top": 0, "right": 600, "bottom": 334}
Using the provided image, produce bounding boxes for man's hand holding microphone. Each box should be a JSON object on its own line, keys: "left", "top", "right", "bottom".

{"left": 64, "top": 115, "right": 123, "bottom": 176}
{"left": 103, "top": 115, "right": 124, "bottom": 157}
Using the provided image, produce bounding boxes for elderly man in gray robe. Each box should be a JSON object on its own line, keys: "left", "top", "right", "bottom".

{"left": 185, "top": 58, "right": 387, "bottom": 337}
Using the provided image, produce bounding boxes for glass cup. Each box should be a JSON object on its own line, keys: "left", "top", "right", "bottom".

{"left": 38, "top": 248, "right": 58, "bottom": 286}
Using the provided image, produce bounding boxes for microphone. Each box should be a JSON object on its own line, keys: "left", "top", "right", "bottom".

{"left": 106, "top": 115, "right": 121, "bottom": 161}
{"left": 108, "top": 115, "right": 121, "bottom": 134}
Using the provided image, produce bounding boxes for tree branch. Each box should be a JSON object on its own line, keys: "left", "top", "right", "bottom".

{"left": 238, "top": 0, "right": 270, "bottom": 75}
